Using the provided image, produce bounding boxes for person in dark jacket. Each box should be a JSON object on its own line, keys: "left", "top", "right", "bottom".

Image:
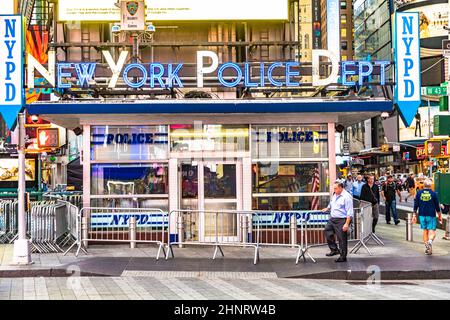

{"left": 413, "top": 179, "right": 443, "bottom": 255}
{"left": 360, "top": 175, "right": 380, "bottom": 233}
{"left": 381, "top": 175, "right": 401, "bottom": 225}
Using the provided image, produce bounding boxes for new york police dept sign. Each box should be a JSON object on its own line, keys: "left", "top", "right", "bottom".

{"left": 0, "top": 15, "right": 23, "bottom": 130}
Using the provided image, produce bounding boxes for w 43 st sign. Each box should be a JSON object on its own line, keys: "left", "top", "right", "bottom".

{"left": 421, "top": 86, "right": 448, "bottom": 96}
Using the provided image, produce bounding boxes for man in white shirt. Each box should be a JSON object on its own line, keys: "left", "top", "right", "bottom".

{"left": 322, "top": 181, "right": 354, "bottom": 262}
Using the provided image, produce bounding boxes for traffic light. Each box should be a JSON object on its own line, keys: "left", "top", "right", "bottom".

{"left": 37, "top": 128, "right": 59, "bottom": 148}
{"left": 425, "top": 140, "right": 442, "bottom": 157}
{"left": 381, "top": 144, "right": 389, "bottom": 152}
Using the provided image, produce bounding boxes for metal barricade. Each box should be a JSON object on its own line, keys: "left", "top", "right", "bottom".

{"left": 76, "top": 207, "right": 168, "bottom": 259}
{"left": 251, "top": 210, "right": 314, "bottom": 264}
{"left": 166, "top": 209, "right": 258, "bottom": 263}
{"left": 299, "top": 204, "right": 365, "bottom": 262}
{"left": 166, "top": 209, "right": 321, "bottom": 265}
{"left": 43, "top": 192, "right": 83, "bottom": 209}
{"left": 29, "top": 202, "right": 70, "bottom": 253}
{"left": 350, "top": 200, "right": 384, "bottom": 255}
{"left": 0, "top": 199, "right": 18, "bottom": 243}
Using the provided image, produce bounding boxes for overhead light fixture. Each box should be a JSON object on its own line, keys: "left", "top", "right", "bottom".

{"left": 381, "top": 112, "right": 389, "bottom": 119}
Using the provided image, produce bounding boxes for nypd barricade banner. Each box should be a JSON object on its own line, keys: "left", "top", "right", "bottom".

{"left": 90, "top": 211, "right": 327, "bottom": 228}
{"left": 0, "top": 15, "right": 23, "bottom": 130}
{"left": 394, "top": 12, "right": 421, "bottom": 127}
{"left": 252, "top": 211, "right": 327, "bottom": 227}
{"left": 90, "top": 212, "right": 168, "bottom": 227}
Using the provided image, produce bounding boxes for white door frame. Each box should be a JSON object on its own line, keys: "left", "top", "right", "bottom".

{"left": 178, "top": 158, "right": 242, "bottom": 242}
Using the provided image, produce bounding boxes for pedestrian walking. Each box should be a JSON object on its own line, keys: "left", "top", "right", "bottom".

{"left": 381, "top": 175, "right": 401, "bottom": 225}
{"left": 413, "top": 179, "right": 443, "bottom": 255}
{"left": 322, "top": 181, "right": 353, "bottom": 263}
{"left": 360, "top": 174, "right": 380, "bottom": 233}
{"left": 344, "top": 174, "right": 353, "bottom": 195}
{"left": 352, "top": 174, "right": 365, "bottom": 200}
{"left": 405, "top": 173, "right": 416, "bottom": 202}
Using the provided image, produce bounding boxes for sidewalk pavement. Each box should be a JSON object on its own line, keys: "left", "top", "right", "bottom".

{"left": 1, "top": 217, "right": 449, "bottom": 280}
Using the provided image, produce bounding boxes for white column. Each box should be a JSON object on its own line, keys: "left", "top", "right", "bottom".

{"left": 82, "top": 125, "right": 91, "bottom": 208}
{"left": 242, "top": 157, "right": 252, "bottom": 211}
{"left": 328, "top": 123, "right": 337, "bottom": 193}
{"left": 168, "top": 158, "right": 179, "bottom": 236}
{"left": 13, "top": 113, "right": 32, "bottom": 265}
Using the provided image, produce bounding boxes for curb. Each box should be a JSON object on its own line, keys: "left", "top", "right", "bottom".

{"left": 0, "top": 268, "right": 108, "bottom": 278}
{"left": 285, "top": 269, "right": 450, "bottom": 280}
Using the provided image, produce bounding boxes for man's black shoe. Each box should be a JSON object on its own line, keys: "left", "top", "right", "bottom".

{"left": 395, "top": 220, "right": 400, "bottom": 225}
{"left": 326, "top": 250, "right": 340, "bottom": 257}
{"left": 335, "top": 256, "right": 347, "bottom": 263}
{"left": 386, "top": 221, "right": 391, "bottom": 224}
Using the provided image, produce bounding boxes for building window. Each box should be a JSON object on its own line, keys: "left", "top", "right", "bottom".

{"left": 341, "top": 28, "right": 347, "bottom": 38}
{"left": 340, "top": 1, "right": 347, "bottom": 9}
{"left": 341, "top": 14, "right": 347, "bottom": 25}
{"left": 251, "top": 124, "right": 330, "bottom": 211}
{"left": 341, "top": 41, "right": 348, "bottom": 51}
{"left": 170, "top": 124, "right": 249, "bottom": 153}
{"left": 90, "top": 125, "right": 170, "bottom": 209}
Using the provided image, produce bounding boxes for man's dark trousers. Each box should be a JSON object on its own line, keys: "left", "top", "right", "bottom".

{"left": 324, "top": 217, "right": 348, "bottom": 258}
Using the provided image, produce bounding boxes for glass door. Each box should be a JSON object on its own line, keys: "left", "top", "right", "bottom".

{"left": 203, "top": 162, "right": 238, "bottom": 242}
{"left": 179, "top": 160, "right": 241, "bottom": 242}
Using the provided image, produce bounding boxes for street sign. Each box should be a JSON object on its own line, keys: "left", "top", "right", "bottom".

{"left": 37, "top": 128, "right": 59, "bottom": 148}
{"left": 443, "top": 40, "right": 450, "bottom": 57}
{"left": 421, "top": 86, "right": 448, "bottom": 96}
{"left": 342, "top": 142, "right": 349, "bottom": 155}
{"left": 393, "top": 144, "right": 400, "bottom": 152}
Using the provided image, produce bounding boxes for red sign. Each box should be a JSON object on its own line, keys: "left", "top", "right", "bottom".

{"left": 37, "top": 128, "right": 59, "bottom": 148}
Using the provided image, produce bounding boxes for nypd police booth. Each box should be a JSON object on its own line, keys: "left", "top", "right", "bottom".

{"left": 21, "top": 12, "right": 421, "bottom": 244}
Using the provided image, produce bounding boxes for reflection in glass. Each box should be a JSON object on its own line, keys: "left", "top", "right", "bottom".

{"left": 181, "top": 164, "right": 198, "bottom": 199}
{"left": 170, "top": 124, "right": 249, "bottom": 152}
{"left": 252, "top": 162, "right": 328, "bottom": 193}
{"left": 252, "top": 196, "right": 329, "bottom": 211}
{"left": 204, "top": 164, "right": 236, "bottom": 199}
{"left": 204, "top": 203, "right": 237, "bottom": 237}
{"left": 91, "top": 163, "right": 168, "bottom": 195}
{"left": 90, "top": 198, "right": 168, "bottom": 210}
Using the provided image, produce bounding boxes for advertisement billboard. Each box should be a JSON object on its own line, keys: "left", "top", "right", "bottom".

{"left": 326, "top": 0, "right": 340, "bottom": 59}
{"left": 399, "top": 105, "right": 439, "bottom": 142}
{"left": 58, "top": 0, "right": 289, "bottom": 22}
{"left": 396, "top": 1, "right": 449, "bottom": 50}
{"left": 0, "top": 159, "right": 36, "bottom": 182}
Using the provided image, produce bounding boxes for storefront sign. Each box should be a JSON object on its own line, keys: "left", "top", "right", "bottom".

{"left": 394, "top": 12, "right": 421, "bottom": 127}
{"left": 27, "top": 50, "right": 391, "bottom": 90}
{"left": 266, "top": 131, "right": 318, "bottom": 143}
{"left": 0, "top": 15, "right": 23, "bottom": 130}
{"left": 416, "top": 146, "right": 426, "bottom": 159}
{"left": 90, "top": 213, "right": 168, "bottom": 227}
{"left": 91, "top": 132, "right": 168, "bottom": 145}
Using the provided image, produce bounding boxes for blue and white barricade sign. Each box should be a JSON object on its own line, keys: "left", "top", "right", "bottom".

{"left": 252, "top": 211, "right": 327, "bottom": 227}
{"left": 90, "top": 212, "right": 168, "bottom": 228}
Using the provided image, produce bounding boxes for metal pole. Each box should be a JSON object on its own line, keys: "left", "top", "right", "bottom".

{"left": 444, "top": 215, "right": 450, "bottom": 240}
{"left": 290, "top": 214, "right": 297, "bottom": 248}
{"left": 428, "top": 99, "right": 433, "bottom": 178}
{"left": 13, "top": 113, "right": 32, "bottom": 264}
{"left": 406, "top": 212, "right": 414, "bottom": 242}
{"left": 129, "top": 216, "right": 136, "bottom": 249}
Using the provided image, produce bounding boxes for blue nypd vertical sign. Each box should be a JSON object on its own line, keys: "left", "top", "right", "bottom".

{"left": 0, "top": 15, "right": 24, "bottom": 130}
{"left": 394, "top": 12, "right": 421, "bottom": 127}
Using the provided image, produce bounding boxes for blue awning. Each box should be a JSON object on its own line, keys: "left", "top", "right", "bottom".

{"left": 27, "top": 99, "right": 393, "bottom": 115}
